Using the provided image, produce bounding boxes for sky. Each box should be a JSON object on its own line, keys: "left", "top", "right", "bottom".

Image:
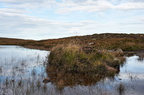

{"left": 0, "top": 0, "right": 144, "bottom": 40}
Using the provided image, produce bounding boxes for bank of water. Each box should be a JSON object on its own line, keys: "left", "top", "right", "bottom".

{"left": 0, "top": 45, "right": 144, "bottom": 95}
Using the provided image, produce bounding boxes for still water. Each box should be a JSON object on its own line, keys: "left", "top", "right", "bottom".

{"left": 0, "top": 45, "right": 49, "bottom": 95}
{"left": 0, "top": 45, "right": 144, "bottom": 95}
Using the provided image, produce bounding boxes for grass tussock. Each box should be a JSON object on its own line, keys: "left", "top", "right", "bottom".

{"left": 48, "top": 44, "right": 124, "bottom": 74}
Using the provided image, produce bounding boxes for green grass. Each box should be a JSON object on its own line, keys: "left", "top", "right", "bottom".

{"left": 48, "top": 44, "right": 125, "bottom": 75}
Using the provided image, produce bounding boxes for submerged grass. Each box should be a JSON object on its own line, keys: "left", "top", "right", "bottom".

{"left": 48, "top": 44, "right": 125, "bottom": 75}
{"left": 117, "top": 83, "right": 125, "bottom": 95}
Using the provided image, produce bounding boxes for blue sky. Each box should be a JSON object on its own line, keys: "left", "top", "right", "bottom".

{"left": 0, "top": 0, "right": 144, "bottom": 40}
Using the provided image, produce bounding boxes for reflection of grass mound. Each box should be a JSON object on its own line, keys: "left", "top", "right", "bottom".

{"left": 47, "top": 70, "right": 108, "bottom": 90}
{"left": 48, "top": 44, "right": 125, "bottom": 74}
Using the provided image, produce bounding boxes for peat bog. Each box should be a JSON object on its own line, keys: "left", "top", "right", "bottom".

{"left": 0, "top": 33, "right": 144, "bottom": 95}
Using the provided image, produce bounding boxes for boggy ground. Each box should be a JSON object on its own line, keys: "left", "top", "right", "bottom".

{"left": 1, "top": 33, "right": 144, "bottom": 74}
{"left": 1, "top": 33, "right": 144, "bottom": 94}
{"left": 27, "top": 33, "right": 144, "bottom": 52}
{"left": 45, "top": 33, "right": 144, "bottom": 90}
{"left": 1, "top": 34, "right": 144, "bottom": 73}
{"left": 1, "top": 33, "right": 144, "bottom": 51}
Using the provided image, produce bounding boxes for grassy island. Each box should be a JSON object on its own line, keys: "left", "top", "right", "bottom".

{"left": 48, "top": 44, "right": 125, "bottom": 75}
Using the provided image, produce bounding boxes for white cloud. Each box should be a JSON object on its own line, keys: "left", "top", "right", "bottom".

{"left": 0, "top": 0, "right": 144, "bottom": 39}
{"left": 0, "top": 0, "right": 56, "bottom": 10}
{"left": 130, "top": 0, "right": 144, "bottom": 2}
{"left": 54, "top": 0, "right": 144, "bottom": 14}
{"left": 115, "top": 2, "right": 144, "bottom": 10}
{"left": 56, "top": 0, "right": 114, "bottom": 14}
{"left": 141, "top": 18, "right": 144, "bottom": 21}
{"left": 0, "top": 8, "right": 25, "bottom": 13}
{"left": 1, "top": 0, "right": 144, "bottom": 13}
{"left": 0, "top": 9, "right": 98, "bottom": 39}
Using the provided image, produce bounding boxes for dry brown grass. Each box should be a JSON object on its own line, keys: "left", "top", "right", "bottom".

{"left": 1, "top": 33, "right": 144, "bottom": 51}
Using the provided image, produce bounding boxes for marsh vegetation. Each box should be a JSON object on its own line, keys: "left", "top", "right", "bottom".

{"left": 0, "top": 33, "right": 144, "bottom": 95}
{"left": 48, "top": 44, "right": 125, "bottom": 75}
{"left": 0, "top": 45, "right": 143, "bottom": 95}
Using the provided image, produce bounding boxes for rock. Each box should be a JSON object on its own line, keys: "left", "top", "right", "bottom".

{"left": 105, "top": 65, "right": 117, "bottom": 74}
{"left": 119, "top": 78, "right": 122, "bottom": 80}
{"left": 43, "top": 78, "right": 50, "bottom": 83}
{"left": 108, "top": 50, "right": 114, "bottom": 52}
{"left": 88, "top": 42, "right": 95, "bottom": 45}
{"left": 114, "top": 58, "right": 118, "bottom": 60}
{"left": 11, "top": 80, "right": 15, "bottom": 82}
{"left": 116, "top": 49, "right": 123, "bottom": 53}
{"left": 108, "top": 49, "right": 123, "bottom": 53}
{"left": 82, "top": 47, "right": 93, "bottom": 53}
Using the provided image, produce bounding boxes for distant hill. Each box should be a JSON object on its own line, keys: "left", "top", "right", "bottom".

{"left": 0, "top": 37, "right": 34, "bottom": 45}
{"left": 1, "top": 33, "right": 144, "bottom": 51}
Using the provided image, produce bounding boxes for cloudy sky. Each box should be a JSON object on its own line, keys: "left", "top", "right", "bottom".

{"left": 0, "top": 0, "right": 144, "bottom": 40}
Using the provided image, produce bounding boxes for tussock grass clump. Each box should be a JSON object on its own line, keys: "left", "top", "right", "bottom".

{"left": 48, "top": 44, "right": 124, "bottom": 74}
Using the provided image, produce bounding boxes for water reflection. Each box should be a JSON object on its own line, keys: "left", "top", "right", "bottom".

{"left": 0, "top": 45, "right": 144, "bottom": 95}
{"left": 0, "top": 45, "right": 49, "bottom": 95}
{"left": 46, "top": 54, "right": 144, "bottom": 95}
{"left": 120, "top": 55, "right": 144, "bottom": 74}
{"left": 0, "top": 45, "right": 48, "bottom": 77}
{"left": 47, "top": 63, "right": 122, "bottom": 90}
{"left": 47, "top": 70, "right": 109, "bottom": 90}
{"left": 116, "top": 55, "right": 144, "bottom": 95}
